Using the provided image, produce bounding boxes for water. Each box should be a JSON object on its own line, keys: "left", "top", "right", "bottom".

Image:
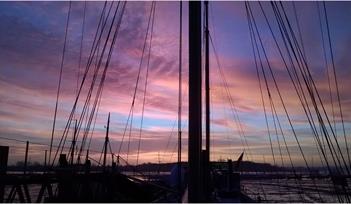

{"left": 3, "top": 172, "right": 349, "bottom": 202}
{"left": 241, "top": 178, "right": 350, "bottom": 202}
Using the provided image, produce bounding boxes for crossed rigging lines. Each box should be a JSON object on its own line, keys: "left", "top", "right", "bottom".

{"left": 242, "top": 1, "right": 351, "bottom": 176}
{"left": 45, "top": 1, "right": 178, "bottom": 169}
{"left": 6, "top": 2, "right": 348, "bottom": 198}
{"left": 41, "top": 1, "right": 350, "bottom": 170}
{"left": 245, "top": 1, "right": 350, "bottom": 201}
{"left": 48, "top": 1, "right": 127, "bottom": 166}
{"left": 45, "top": 1, "right": 159, "bottom": 167}
{"left": 49, "top": 1, "right": 71, "bottom": 165}
{"left": 117, "top": 1, "right": 156, "bottom": 164}
{"left": 207, "top": 7, "right": 349, "bottom": 199}
{"left": 1, "top": 1, "right": 350, "bottom": 201}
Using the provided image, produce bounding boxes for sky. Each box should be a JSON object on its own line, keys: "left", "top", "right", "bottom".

{"left": 1, "top": 1, "right": 351, "bottom": 167}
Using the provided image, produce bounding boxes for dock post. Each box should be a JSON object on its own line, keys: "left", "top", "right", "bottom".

{"left": 24, "top": 141, "right": 29, "bottom": 174}
{"left": 0, "top": 146, "right": 9, "bottom": 202}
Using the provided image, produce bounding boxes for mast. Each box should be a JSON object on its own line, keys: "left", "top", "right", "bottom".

{"left": 177, "top": 1, "right": 183, "bottom": 201}
{"left": 103, "top": 113, "right": 110, "bottom": 170}
{"left": 24, "top": 141, "right": 29, "bottom": 174}
{"left": 188, "top": 1, "right": 202, "bottom": 202}
{"left": 70, "top": 120, "right": 77, "bottom": 165}
{"left": 205, "top": 0, "right": 210, "bottom": 162}
{"left": 204, "top": 1, "right": 211, "bottom": 200}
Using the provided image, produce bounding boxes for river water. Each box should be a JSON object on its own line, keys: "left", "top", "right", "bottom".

{"left": 241, "top": 178, "right": 350, "bottom": 202}
{"left": 3, "top": 172, "right": 349, "bottom": 202}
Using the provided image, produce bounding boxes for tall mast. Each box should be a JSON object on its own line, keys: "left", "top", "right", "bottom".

{"left": 103, "top": 113, "right": 110, "bottom": 170}
{"left": 70, "top": 120, "right": 77, "bottom": 165}
{"left": 188, "top": 1, "right": 202, "bottom": 202}
{"left": 204, "top": 1, "right": 211, "bottom": 201}
{"left": 205, "top": 0, "right": 210, "bottom": 161}
{"left": 177, "top": 1, "right": 183, "bottom": 201}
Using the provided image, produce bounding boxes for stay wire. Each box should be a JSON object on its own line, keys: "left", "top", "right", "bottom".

{"left": 51, "top": 1, "right": 110, "bottom": 166}
{"left": 209, "top": 34, "right": 252, "bottom": 159}
{"left": 83, "top": 1, "right": 126, "bottom": 165}
{"left": 73, "top": 1, "right": 125, "bottom": 165}
{"left": 117, "top": 2, "right": 155, "bottom": 157}
{"left": 80, "top": 1, "right": 126, "bottom": 162}
{"left": 267, "top": 1, "right": 334, "bottom": 174}
{"left": 272, "top": 5, "right": 348, "bottom": 200}
{"left": 60, "top": 1, "right": 119, "bottom": 157}
{"left": 316, "top": 2, "right": 337, "bottom": 138}
{"left": 75, "top": 1, "right": 87, "bottom": 102}
{"left": 49, "top": 1, "right": 72, "bottom": 165}
{"left": 323, "top": 1, "right": 350, "bottom": 167}
{"left": 211, "top": 10, "right": 266, "bottom": 198}
{"left": 246, "top": 4, "right": 295, "bottom": 197}
{"left": 52, "top": 1, "right": 124, "bottom": 166}
{"left": 73, "top": 1, "right": 117, "bottom": 158}
{"left": 260, "top": 1, "right": 338, "bottom": 178}
{"left": 126, "top": 108, "right": 134, "bottom": 163}
{"left": 248, "top": 1, "right": 314, "bottom": 189}
{"left": 136, "top": 2, "right": 156, "bottom": 166}
{"left": 278, "top": 1, "right": 349, "bottom": 176}
{"left": 263, "top": 1, "right": 338, "bottom": 179}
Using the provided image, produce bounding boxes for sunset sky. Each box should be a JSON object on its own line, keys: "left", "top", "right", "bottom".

{"left": 1, "top": 1, "right": 351, "bottom": 167}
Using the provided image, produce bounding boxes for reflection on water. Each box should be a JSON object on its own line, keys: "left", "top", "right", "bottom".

{"left": 241, "top": 178, "right": 350, "bottom": 202}
{"left": 3, "top": 172, "right": 349, "bottom": 203}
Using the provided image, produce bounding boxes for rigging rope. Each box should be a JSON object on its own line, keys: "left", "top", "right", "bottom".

{"left": 82, "top": 1, "right": 126, "bottom": 162}
{"left": 253, "top": 1, "right": 351, "bottom": 201}
{"left": 316, "top": 2, "right": 337, "bottom": 138}
{"left": 272, "top": 4, "right": 351, "bottom": 201}
{"left": 49, "top": 1, "right": 72, "bottom": 164}
{"left": 72, "top": 1, "right": 118, "bottom": 159}
{"left": 76, "top": 1, "right": 87, "bottom": 100}
{"left": 277, "top": 1, "right": 349, "bottom": 175}
{"left": 136, "top": 2, "right": 156, "bottom": 166}
{"left": 50, "top": 1, "right": 110, "bottom": 165}
{"left": 247, "top": 2, "right": 322, "bottom": 201}
{"left": 70, "top": 1, "right": 87, "bottom": 163}
{"left": 259, "top": 1, "right": 337, "bottom": 177}
{"left": 323, "top": 1, "right": 351, "bottom": 167}
{"left": 61, "top": 1, "right": 120, "bottom": 157}
{"left": 52, "top": 1, "right": 127, "bottom": 167}
{"left": 210, "top": 11, "right": 267, "bottom": 197}
{"left": 117, "top": 2, "right": 155, "bottom": 160}
{"left": 246, "top": 5, "right": 293, "bottom": 198}
{"left": 126, "top": 107, "right": 134, "bottom": 162}
{"left": 209, "top": 34, "right": 254, "bottom": 161}
{"left": 177, "top": 2, "right": 183, "bottom": 195}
